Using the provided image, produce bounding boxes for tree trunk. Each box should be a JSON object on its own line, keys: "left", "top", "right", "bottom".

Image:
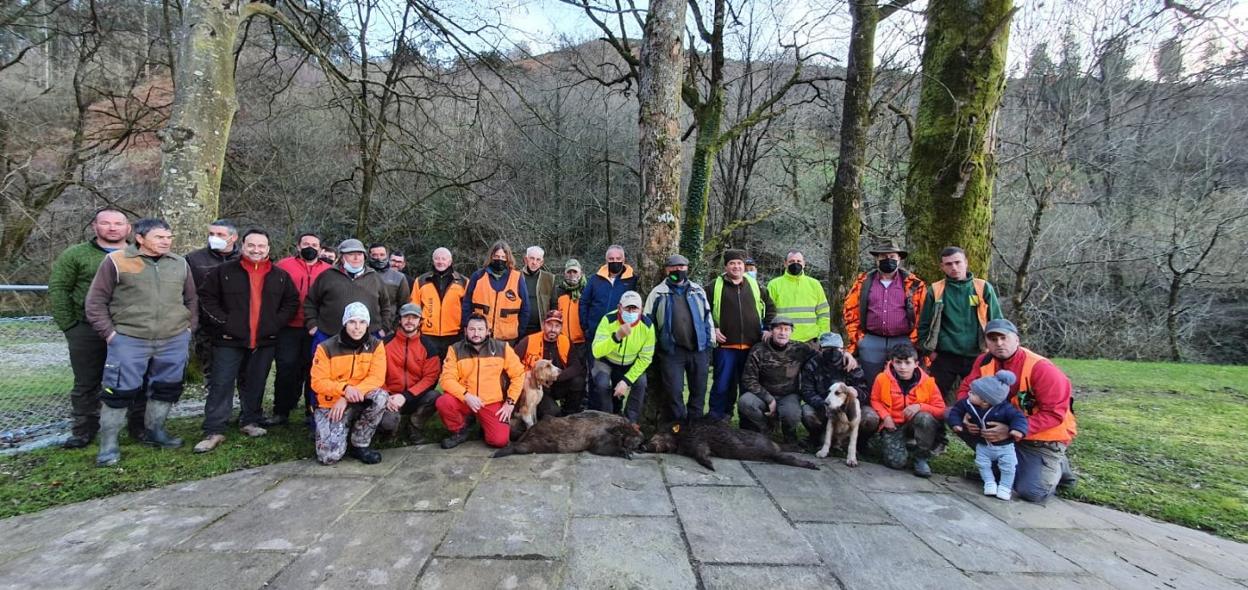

{"left": 636, "top": 0, "right": 685, "bottom": 283}
{"left": 1166, "top": 271, "right": 1182, "bottom": 362}
{"left": 824, "top": 0, "right": 879, "bottom": 331}
{"left": 157, "top": 1, "right": 245, "bottom": 250}
{"left": 678, "top": 92, "right": 723, "bottom": 270}
{"left": 902, "top": 0, "right": 1015, "bottom": 281}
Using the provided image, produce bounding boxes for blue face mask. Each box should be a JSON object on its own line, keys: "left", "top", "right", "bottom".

{"left": 621, "top": 311, "right": 639, "bottom": 324}
{"left": 343, "top": 262, "right": 364, "bottom": 274}
{"left": 745, "top": 271, "right": 757, "bottom": 280}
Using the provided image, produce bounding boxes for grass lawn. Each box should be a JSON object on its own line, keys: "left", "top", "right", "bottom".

{"left": 1, "top": 358, "right": 1246, "bottom": 543}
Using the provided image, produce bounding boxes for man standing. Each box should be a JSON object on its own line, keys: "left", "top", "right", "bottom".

{"left": 185, "top": 219, "right": 240, "bottom": 390}
{"left": 193, "top": 229, "right": 299, "bottom": 453}
{"left": 413, "top": 247, "right": 467, "bottom": 359}
{"left": 738, "top": 317, "right": 814, "bottom": 441}
{"left": 369, "top": 243, "right": 412, "bottom": 327}
{"left": 50, "top": 208, "right": 144, "bottom": 448}
{"left": 580, "top": 245, "right": 638, "bottom": 342}
{"left": 305, "top": 238, "right": 393, "bottom": 344}
{"left": 515, "top": 310, "right": 587, "bottom": 416}
{"left": 519, "top": 246, "right": 555, "bottom": 338}
{"left": 645, "top": 254, "right": 715, "bottom": 423}
{"left": 589, "top": 291, "right": 655, "bottom": 424}
{"left": 381, "top": 303, "right": 442, "bottom": 444}
{"left": 84, "top": 218, "right": 197, "bottom": 467}
{"left": 766, "top": 250, "right": 830, "bottom": 344}
{"left": 957, "top": 319, "right": 1077, "bottom": 504}
{"left": 918, "top": 246, "right": 1003, "bottom": 402}
{"left": 269, "top": 232, "right": 333, "bottom": 426}
{"left": 389, "top": 251, "right": 414, "bottom": 288}
{"left": 437, "top": 315, "right": 527, "bottom": 449}
{"left": 553, "top": 259, "right": 588, "bottom": 352}
{"left": 843, "top": 239, "right": 927, "bottom": 386}
{"left": 708, "top": 249, "right": 775, "bottom": 421}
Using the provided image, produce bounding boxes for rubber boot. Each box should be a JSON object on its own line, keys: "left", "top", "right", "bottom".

{"left": 142, "top": 400, "right": 184, "bottom": 449}
{"left": 96, "top": 406, "right": 126, "bottom": 467}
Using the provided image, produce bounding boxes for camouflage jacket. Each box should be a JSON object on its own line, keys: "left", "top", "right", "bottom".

{"left": 741, "top": 339, "right": 815, "bottom": 405}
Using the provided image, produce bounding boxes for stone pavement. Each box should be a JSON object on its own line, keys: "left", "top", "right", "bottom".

{"left": 2, "top": 443, "right": 1246, "bottom": 590}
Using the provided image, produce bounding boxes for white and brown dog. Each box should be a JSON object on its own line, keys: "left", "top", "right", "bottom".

{"left": 816, "top": 381, "right": 861, "bottom": 467}
{"left": 514, "top": 359, "right": 561, "bottom": 429}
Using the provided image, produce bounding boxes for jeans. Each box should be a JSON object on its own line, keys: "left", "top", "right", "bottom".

{"left": 708, "top": 347, "right": 749, "bottom": 420}
{"left": 976, "top": 442, "right": 1018, "bottom": 491}
{"left": 657, "top": 346, "right": 710, "bottom": 422}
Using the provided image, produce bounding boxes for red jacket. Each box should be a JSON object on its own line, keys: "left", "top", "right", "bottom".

{"left": 870, "top": 363, "right": 946, "bottom": 429}
{"left": 384, "top": 330, "right": 441, "bottom": 397}
{"left": 275, "top": 256, "right": 332, "bottom": 328}
{"left": 957, "top": 348, "right": 1076, "bottom": 444}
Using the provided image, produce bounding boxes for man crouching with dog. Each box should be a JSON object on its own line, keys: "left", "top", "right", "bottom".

{"left": 799, "top": 332, "right": 875, "bottom": 463}
{"left": 514, "top": 310, "right": 586, "bottom": 417}
{"left": 436, "top": 314, "right": 527, "bottom": 449}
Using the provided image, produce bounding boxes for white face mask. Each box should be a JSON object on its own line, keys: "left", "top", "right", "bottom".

{"left": 207, "top": 236, "right": 228, "bottom": 251}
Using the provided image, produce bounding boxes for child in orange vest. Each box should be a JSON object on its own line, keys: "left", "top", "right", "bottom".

{"left": 869, "top": 343, "right": 946, "bottom": 477}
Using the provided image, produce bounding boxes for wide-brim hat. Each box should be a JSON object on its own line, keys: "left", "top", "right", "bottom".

{"left": 868, "top": 238, "right": 908, "bottom": 259}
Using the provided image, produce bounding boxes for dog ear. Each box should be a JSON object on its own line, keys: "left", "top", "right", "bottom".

{"left": 844, "top": 397, "right": 857, "bottom": 422}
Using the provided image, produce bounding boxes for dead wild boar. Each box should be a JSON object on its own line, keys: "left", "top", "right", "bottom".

{"left": 643, "top": 419, "right": 819, "bottom": 471}
{"left": 493, "top": 410, "right": 643, "bottom": 459}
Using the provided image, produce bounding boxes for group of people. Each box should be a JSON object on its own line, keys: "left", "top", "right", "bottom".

{"left": 48, "top": 208, "right": 1077, "bottom": 504}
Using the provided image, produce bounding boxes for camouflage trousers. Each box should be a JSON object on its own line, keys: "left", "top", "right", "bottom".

{"left": 876, "top": 411, "right": 946, "bottom": 469}
{"left": 313, "top": 389, "right": 388, "bottom": 464}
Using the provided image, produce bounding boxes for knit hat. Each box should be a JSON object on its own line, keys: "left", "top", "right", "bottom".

{"left": 971, "top": 370, "right": 1017, "bottom": 406}
{"left": 722, "top": 249, "right": 747, "bottom": 266}
{"left": 342, "top": 301, "right": 371, "bottom": 326}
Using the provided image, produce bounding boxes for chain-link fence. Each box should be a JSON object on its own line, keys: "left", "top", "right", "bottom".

{"left": 0, "top": 286, "right": 207, "bottom": 450}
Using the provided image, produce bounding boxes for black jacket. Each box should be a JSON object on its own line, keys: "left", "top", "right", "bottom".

{"left": 198, "top": 259, "right": 299, "bottom": 348}
{"left": 799, "top": 348, "right": 869, "bottom": 408}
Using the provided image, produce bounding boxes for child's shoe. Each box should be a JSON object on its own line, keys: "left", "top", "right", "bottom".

{"left": 995, "top": 487, "right": 1012, "bottom": 501}
{"left": 983, "top": 481, "right": 998, "bottom": 496}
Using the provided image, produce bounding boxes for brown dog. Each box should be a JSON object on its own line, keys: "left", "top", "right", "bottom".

{"left": 514, "top": 359, "right": 560, "bottom": 429}
{"left": 816, "top": 381, "right": 861, "bottom": 467}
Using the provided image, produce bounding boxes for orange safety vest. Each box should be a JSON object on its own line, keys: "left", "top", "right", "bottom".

{"left": 518, "top": 332, "right": 572, "bottom": 370}
{"left": 556, "top": 292, "right": 585, "bottom": 344}
{"left": 471, "top": 270, "right": 523, "bottom": 341}
{"left": 977, "top": 348, "right": 1077, "bottom": 443}
{"left": 414, "top": 273, "right": 466, "bottom": 337}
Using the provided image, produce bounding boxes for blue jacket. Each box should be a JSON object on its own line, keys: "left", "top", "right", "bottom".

{"left": 579, "top": 263, "right": 638, "bottom": 341}
{"left": 462, "top": 267, "right": 529, "bottom": 332}
{"left": 946, "top": 398, "right": 1029, "bottom": 447}
{"left": 643, "top": 279, "right": 715, "bottom": 353}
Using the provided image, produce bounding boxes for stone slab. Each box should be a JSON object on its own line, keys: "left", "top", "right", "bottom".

{"left": 1025, "top": 527, "right": 1244, "bottom": 590}
{"left": 699, "top": 565, "right": 841, "bottom": 589}
{"left": 0, "top": 494, "right": 137, "bottom": 557}
{"left": 562, "top": 516, "right": 696, "bottom": 589}
{"left": 661, "top": 454, "right": 756, "bottom": 486}
{"left": 968, "top": 573, "right": 1117, "bottom": 590}
{"left": 940, "top": 479, "right": 1114, "bottom": 530}
{"left": 875, "top": 492, "right": 1080, "bottom": 574}
{"left": 570, "top": 455, "right": 672, "bottom": 517}
{"left": 1076, "top": 502, "right": 1248, "bottom": 581}
{"left": 671, "top": 486, "right": 818, "bottom": 565}
{"left": 798, "top": 522, "right": 972, "bottom": 589}
{"left": 411, "top": 440, "right": 499, "bottom": 457}
{"left": 436, "top": 480, "right": 569, "bottom": 558}
{"left": 416, "top": 558, "right": 559, "bottom": 590}
{"left": 747, "top": 462, "right": 891, "bottom": 524}
{"left": 837, "top": 460, "right": 942, "bottom": 493}
{"left": 271, "top": 512, "right": 451, "bottom": 589}
{"left": 183, "top": 475, "right": 376, "bottom": 552}
{"left": 108, "top": 551, "right": 295, "bottom": 590}
{"left": 353, "top": 456, "right": 485, "bottom": 512}
{"left": 288, "top": 450, "right": 404, "bottom": 477}
{"left": 0, "top": 505, "right": 228, "bottom": 590}
{"left": 485, "top": 453, "right": 579, "bottom": 484}
{"left": 125, "top": 467, "right": 286, "bottom": 509}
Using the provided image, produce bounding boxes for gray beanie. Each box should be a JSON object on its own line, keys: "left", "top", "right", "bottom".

{"left": 970, "top": 370, "right": 1017, "bottom": 406}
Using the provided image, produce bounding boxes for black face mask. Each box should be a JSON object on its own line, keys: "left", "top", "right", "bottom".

{"left": 299, "top": 247, "right": 319, "bottom": 261}
{"left": 319, "top": 256, "right": 335, "bottom": 265}
{"left": 607, "top": 261, "right": 625, "bottom": 275}
{"left": 786, "top": 262, "right": 803, "bottom": 276}
{"left": 877, "top": 258, "right": 899, "bottom": 274}
{"left": 668, "top": 269, "right": 688, "bottom": 284}
{"left": 489, "top": 259, "right": 507, "bottom": 273}
{"left": 368, "top": 258, "right": 389, "bottom": 271}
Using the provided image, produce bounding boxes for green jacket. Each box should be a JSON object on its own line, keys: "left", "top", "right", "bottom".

{"left": 917, "top": 273, "right": 1003, "bottom": 357}
{"left": 48, "top": 240, "right": 113, "bottom": 331}
{"left": 591, "top": 311, "right": 656, "bottom": 385}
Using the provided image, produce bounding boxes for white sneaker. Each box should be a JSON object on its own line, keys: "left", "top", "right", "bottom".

{"left": 194, "top": 434, "right": 226, "bottom": 453}
{"left": 995, "top": 487, "right": 1013, "bottom": 501}
{"left": 983, "top": 481, "right": 998, "bottom": 496}
{"left": 240, "top": 424, "right": 267, "bottom": 438}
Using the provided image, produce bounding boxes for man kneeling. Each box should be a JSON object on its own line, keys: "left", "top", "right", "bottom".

{"left": 310, "top": 302, "right": 388, "bottom": 464}
{"left": 380, "top": 303, "right": 442, "bottom": 444}
{"left": 437, "top": 314, "right": 526, "bottom": 448}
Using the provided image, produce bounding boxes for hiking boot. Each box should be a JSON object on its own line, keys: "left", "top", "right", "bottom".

{"left": 441, "top": 429, "right": 472, "bottom": 449}
{"left": 913, "top": 458, "right": 932, "bottom": 478}
{"left": 95, "top": 406, "right": 125, "bottom": 467}
{"left": 259, "top": 414, "right": 289, "bottom": 427}
{"left": 62, "top": 434, "right": 92, "bottom": 449}
{"left": 347, "top": 445, "right": 382, "bottom": 464}
{"left": 239, "top": 424, "right": 267, "bottom": 438}
{"left": 142, "top": 400, "right": 183, "bottom": 449}
{"left": 407, "top": 405, "right": 437, "bottom": 445}
{"left": 194, "top": 434, "right": 226, "bottom": 453}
